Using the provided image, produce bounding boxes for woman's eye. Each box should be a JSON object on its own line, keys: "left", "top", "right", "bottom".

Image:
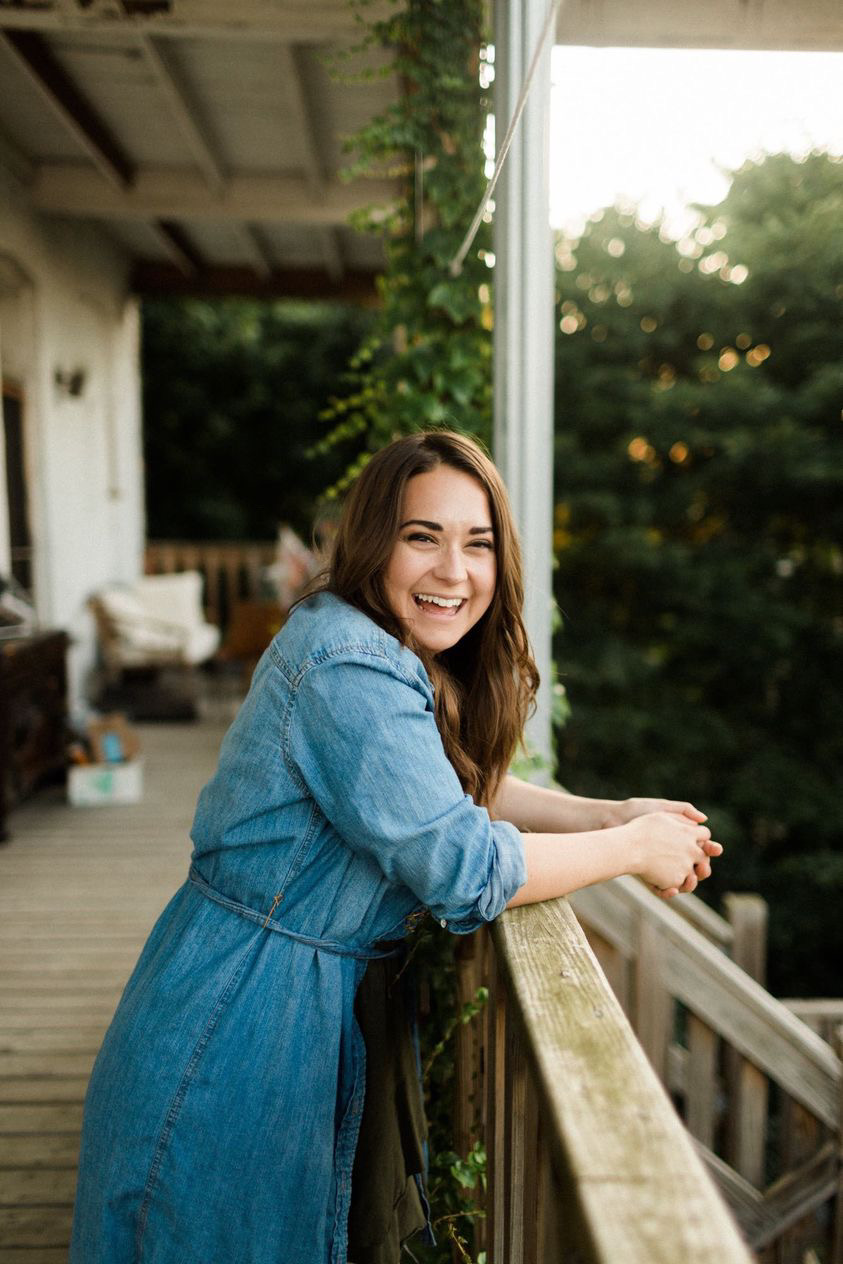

{"left": 406, "top": 532, "right": 436, "bottom": 544}
{"left": 470, "top": 539, "right": 495, "bottom": 550}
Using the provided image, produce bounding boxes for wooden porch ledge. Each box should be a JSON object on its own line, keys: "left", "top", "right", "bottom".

{"left": 486, "top": 898, "right": 753, "bottom": 1263}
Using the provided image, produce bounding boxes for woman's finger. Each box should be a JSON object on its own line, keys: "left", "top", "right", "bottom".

{"left": 680, "top": 803, "right": 708, "bottom": 822}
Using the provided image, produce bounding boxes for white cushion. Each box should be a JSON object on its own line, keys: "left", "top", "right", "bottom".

{"left": 95, "top": 571, "right": 219, "bottom": 666}
{"left": 135, "top": 572, "right": 205, "bottom": 629}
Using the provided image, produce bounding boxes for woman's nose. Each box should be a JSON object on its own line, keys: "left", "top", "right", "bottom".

{"left": 433, "top": 545, "right": 467, "bottom": 582}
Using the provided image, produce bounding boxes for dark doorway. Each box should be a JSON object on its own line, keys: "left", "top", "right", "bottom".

{"left": 2, "top": 384, "right": 33, "bottom": 594}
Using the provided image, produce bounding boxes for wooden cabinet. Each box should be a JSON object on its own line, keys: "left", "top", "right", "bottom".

{"left": 0, "top": 631, "right": 69, "bottom": 840}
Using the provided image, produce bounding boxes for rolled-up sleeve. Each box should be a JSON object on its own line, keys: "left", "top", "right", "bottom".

{"left": 286, "top": 651, "right": 526, "bottom": 933}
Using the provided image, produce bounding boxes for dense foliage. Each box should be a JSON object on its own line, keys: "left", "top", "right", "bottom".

{"left": 314, "top": 0, "right": 494, "bottom": 490}
{"left": 141, "top": 299, "right": 373, "bottom": 541}
{"left": 552, "top": 153, "right": 843, "bottom": 996}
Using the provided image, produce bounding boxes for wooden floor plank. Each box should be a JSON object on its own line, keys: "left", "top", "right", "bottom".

{"left": 0, "top": 1012, "right": 116, "bottom": 1031}
{"left": 0, "top": 1081, "right": 88, "bottom": 1105}
{"left": 0, "top": 996, "right": 121, "bottom": 1012}
{"left": 0, "top": 719, "right": 228, "bottom": 1252}
{"left": 0, "top": 1208, "right": 74, "bottom": 1247}
{"left": 0, "top": 1170, "right": 77, "bottom": 1206}
{"left": 0, "top": 1056, "right": 96, "bottom": 1080}
{"left": 0, "top": 1137, "right": 79, "bottom": 1168}
{"left": 0, "top": 1030, "right": 109, "bottom": 1054}
{"left": 0, "top": 1106, "right": 84, "bottom": 1132}
{"left": 0, "top": 1250, "right": 69, "bottom": 1262}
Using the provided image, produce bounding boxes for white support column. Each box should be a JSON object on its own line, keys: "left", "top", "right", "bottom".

{"left": 493, "top": 0, "right": 555, "bottom": 763}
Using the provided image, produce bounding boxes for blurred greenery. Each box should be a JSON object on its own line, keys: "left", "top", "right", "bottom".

{"left": 552, "top": 152, "right": 843, "bottom": 996}
{"left": 141, "top": 299, "right": 374, "bottom": 541}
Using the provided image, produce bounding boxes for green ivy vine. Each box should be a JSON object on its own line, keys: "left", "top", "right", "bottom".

{"left": 314, "top": 0, "right": 495, "bottom": 493}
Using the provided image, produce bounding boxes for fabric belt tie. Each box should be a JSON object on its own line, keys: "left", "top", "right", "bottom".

{"left": 188, "top": 865, "right": 401, "bottom": 961}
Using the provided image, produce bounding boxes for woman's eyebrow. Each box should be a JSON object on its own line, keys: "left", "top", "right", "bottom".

{"left": 399, "top": 519, "right": 494, "bottom": 534}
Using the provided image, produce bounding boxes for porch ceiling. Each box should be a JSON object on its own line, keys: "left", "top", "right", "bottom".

{"left": 0, "top": 1, "right": 399, "bottom": 299}
{"left": 1, "top": 2, "right": 842, "bottom": 300}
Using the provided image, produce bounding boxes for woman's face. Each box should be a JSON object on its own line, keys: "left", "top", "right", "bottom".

{"left": 384, "top": 464, "right": 497, "bottom": 654}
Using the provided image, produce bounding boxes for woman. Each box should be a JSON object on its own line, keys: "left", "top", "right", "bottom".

{"left": 71, "top": 430, "right": 719, "bottom": 1263}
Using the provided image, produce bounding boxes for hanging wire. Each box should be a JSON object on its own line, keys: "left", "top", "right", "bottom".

{"left": 449, "top": 0, "right": 564, "bottom": 277}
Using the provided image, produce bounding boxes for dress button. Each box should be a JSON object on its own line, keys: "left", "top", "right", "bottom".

{"left": 440, "top": 918, "right": 447, "bottom": 928}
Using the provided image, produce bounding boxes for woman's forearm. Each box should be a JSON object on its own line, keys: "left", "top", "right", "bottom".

{"left": 507, "top": 827, "right": 631, "bottom": 906}
{"left": 493, "top": 773, "right": 616, "bottom": 834}
{"left": 507, "top": 810, "right": 719, "bottom": 908}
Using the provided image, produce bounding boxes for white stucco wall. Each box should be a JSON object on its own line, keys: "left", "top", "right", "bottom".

{"left": 0, "top": 165, "right": 144, "bottom": 716}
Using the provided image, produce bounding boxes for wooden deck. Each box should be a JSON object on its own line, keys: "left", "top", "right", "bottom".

{"left": 0, "top": 720, "right": 230, "bottom": 1262}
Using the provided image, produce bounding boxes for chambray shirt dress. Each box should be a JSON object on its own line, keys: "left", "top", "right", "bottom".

{"left": 70, "top": 592, "right": 527, "bottom": 1264}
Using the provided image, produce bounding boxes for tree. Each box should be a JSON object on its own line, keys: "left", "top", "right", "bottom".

{"left": 142, "top": 299, "right": 374, "bottom": 542}
{"left": 552, "top": 153, "right": 843, "bottom": 996}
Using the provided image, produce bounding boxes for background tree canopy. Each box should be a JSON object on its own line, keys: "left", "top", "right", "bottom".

{"left": 142, "top": 299, "right": 373, "bottom": 542}
{"left": 552, "top": 152, "right": 843, "bottom": 996}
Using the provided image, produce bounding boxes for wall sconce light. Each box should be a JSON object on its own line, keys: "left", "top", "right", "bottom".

{"left": 54, "top": 367, "right": 87, "bottom": 398}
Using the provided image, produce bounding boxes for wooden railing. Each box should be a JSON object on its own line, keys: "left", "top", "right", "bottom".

{"left": 469, "top": 898, "right": 754, "bottom": 1262}
{"left": 568, "top": 878, "right": 843, "bottom": 1262}
{"left": 144, "top": 539, "right": 276, "bottom": 631}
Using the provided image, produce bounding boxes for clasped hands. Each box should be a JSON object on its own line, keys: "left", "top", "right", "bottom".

{"left": 602, "top": 797, "right": 722, "bottom": 900}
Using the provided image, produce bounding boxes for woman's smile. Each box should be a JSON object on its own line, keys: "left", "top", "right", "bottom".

{"left": 412, "top": 593, "right": 466, "bottom": 615}
{"left": 384, "top": 465, "right": 497, "bottom": 653}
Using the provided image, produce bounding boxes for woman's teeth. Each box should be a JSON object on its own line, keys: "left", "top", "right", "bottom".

{"left": 413, "top": 594, "right": 464, "bottom": 609}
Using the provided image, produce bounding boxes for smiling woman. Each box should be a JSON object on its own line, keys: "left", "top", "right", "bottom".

{"left": 70, "top": 430, "right": 719, "bottom": 1263}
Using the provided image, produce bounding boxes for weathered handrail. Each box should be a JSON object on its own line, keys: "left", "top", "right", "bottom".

{"left": 568, "top": 877, "right": 843, "bottom": 1259}
{"left": 482, "top": 898, "right": 753, "bottom": 1263}
{"left": 570, "top": 878, "right": 840, "bottom": 1125}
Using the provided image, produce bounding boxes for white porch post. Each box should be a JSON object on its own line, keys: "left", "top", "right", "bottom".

{"left": 493, "top": 0, "right": 555, "bottom": 763}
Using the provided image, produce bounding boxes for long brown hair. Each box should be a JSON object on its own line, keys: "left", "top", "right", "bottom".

{"left": 308, "top": 431, "right": 538, "bottom": 807}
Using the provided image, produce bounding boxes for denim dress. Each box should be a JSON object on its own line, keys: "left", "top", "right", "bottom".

{"left": 70, "top": 592, "right": 526, "bottom": 1264}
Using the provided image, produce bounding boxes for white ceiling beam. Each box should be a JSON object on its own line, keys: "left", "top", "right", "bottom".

{"left": 555, "top": 0, "right": 843, "bottom": 51}
{"left": 134, "top": 33, "right": 225, "bottom": 194}
{"left": 0, "top": 124, "right": 35, "bottom": 187}
{"left": 4, "top": 0, "right": 843, "bottom": 48}
{"left": 0, "top": 2, "right": 395, "bottom": 42}
{"left": 279, "top": 45, "right": 345, "bottom": 280}
{"left": 31, "top": 164, "right": 396, "bottom": 225}
{"left": 278, "top": 43, "right": 325, "bottom": 194}
{"left": 0, "top": 30, "right": 133, "bottom": 187}
{"left": 149, "top": 220, "right": 204, "bottom": 278}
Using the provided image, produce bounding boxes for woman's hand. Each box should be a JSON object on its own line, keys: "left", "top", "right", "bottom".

{"left": 621, "top": 811, "right": 723, "bottom": 899}
{"left": 601, "top": 797, "right": 708, "bottom": 829}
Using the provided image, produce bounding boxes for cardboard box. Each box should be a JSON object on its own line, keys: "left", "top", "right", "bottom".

{"left": 68, "top": 760, "right": 144, "bottom": 806}
{"left": 87, "top": 714, "right": 141, "bottom": 764}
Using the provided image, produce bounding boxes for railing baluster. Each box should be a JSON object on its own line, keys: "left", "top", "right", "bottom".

{"left": 520, "top": 1063, "right": 540, "bottom": 1263}
{"left": 724, "top": 893, "right": 768, "bottom": 986}
{"left": 486, "top": 962, "right": 508, "bottom": 1263}
{"left": 832, "top": 1024, "right": 843, "bottom": 1264}
{"left": 584, "top": 925, "right": 630, "bottom": 1016}
{"left": 635, "top": 915, "right": 671, "bottom": 1078}
{"left": 687, "top": 1013, "right": 718, "bottom": 1149}
{"left": 506, "top": 1012, "right": 528, "bottom": 1264}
